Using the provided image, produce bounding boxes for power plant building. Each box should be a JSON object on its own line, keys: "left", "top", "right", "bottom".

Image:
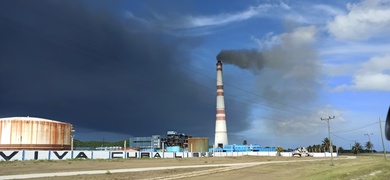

{"left": 163, "top": 131, "right": 191, "bottom": 149}
{"left": 129, "top": 135, "right": 161, "bottom": 150}
{"left": 129, "top": 131, "right": 193, "bottom": 152}
{"left": 0, "top": 117, "right": 73, "bottom": 150}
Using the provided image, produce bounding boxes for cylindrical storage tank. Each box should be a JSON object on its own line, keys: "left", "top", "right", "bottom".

{"left": 0, "top": 117, "right": 72, "bottom": 150}
{"left": 188, "top": 138, "right": 209, "bottom": 152}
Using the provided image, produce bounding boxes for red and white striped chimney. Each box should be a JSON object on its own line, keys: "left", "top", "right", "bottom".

{"left": 214, "top": 61, "right": 228, "bottom": 148}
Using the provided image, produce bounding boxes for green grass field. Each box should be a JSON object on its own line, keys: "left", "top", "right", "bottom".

{"left": 305, "top": 155, "right": 390, "bottom": 180}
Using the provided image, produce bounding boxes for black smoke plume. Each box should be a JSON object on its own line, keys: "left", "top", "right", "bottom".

{"left": 217, "top": 49, "right": 265, "bottom": 72}
{"left": 216, "top": 26, "right": 323, "bottom": 137}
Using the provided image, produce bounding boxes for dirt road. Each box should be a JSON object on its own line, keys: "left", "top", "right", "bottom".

{"left": 0, "top": 156, "right": 352, "bottom": 180}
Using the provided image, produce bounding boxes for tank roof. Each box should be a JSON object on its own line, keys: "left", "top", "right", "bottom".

{"left": 0, "top": 117, "right": 68, "bottom": 124}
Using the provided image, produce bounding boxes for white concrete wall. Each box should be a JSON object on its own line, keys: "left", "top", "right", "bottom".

{"left": 213, "top": 151, "right": 338, "bottom": 157}
{"left": 0, "top": 150, "right": 338, "bottom": 161}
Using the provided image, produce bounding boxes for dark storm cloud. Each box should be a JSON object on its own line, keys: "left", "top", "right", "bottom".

{"left": 0, "top": 0, "right": 251, "bottom": 140}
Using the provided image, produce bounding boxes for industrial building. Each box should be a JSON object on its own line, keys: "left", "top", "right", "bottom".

{"left": 211, "top": 144, "right": 276, "bottom": 152}
{"left": 0, "top": 117, "right": 73, "bottom": 150}
{"left": 162, "top": 131, "right": 191, "bottom": 149}
{"left": 129, "top": 135, "right": 161, "bottom": 151}
{"left": 129, "top": 131, "right": 202, "bottom": 152}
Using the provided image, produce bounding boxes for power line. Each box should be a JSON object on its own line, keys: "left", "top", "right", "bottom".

{"left": 331, "top": 122, "right": 378, "bottom": 133}
{"left": 172, "top": 61, "right": 316, "bottom": 115}
{"left": 330, "top": 133, "right": 354, "bottom": 143}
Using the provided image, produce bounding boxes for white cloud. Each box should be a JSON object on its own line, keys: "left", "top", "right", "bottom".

{"left": 253, "top": 26, "right": 317, "bottom": 50}
{"left": 184, "top": 1, "right": 343, "bottom": 29}
{"left": 320, "top": 42, "right": 390, "bottom": 57}
{"left": 236, "top": 105, "right": 345, "bottom": 148}
{"left": 352, "top": 73, "right": 390, "bottom": 90}
{"left": 327, "top": 0, "right": 390, "bottom": 40}
{"left": 279, "top": 26, "right": 317, "bottom": 45}
{"left": 313, "top": 4, "right": 345, "bottom": 16}
{"left": 279, "top": 1, "right": 291, "bottom": 10}
{"left": 125, "top": 12, "right": 149, "bottom": 24}
{"left": 279, "top": 3, "right": 345, "bottom": 25}
{"left": 124, "top": 3, "right": 288, "bottom": 36}
{"left": 323, "top": 63, "right": 358, "bottom": 77}
{"left": 334, "top": 55, "right": 390, "bottom": 91}
{"left": 184, "top": 4, "right": 274, "bottom": 28}
{"left": 361, "top": 54, "right": 390, "bottom": 72}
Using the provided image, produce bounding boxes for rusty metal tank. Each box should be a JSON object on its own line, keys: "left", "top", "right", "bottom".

{"left": 0, "top": 117, "right": 72, "bottom": 150}
{"left": 188, "top": 137, "right": 209, "bottom": 152}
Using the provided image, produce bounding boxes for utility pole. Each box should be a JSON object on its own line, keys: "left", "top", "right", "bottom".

{"left": 364, "top": 133, "right": 373, "bottom": 154}
{"left": 71, "top": 127, "right": 75, "bottom": 159}
{"left": 379, "top": 118, "right": 387, "bottom": 160}
{"left": 71, "top": 135, "right": 75, "bottom": 151}
{"left": 321, "top": 116, "right": 335, "bottom": 166}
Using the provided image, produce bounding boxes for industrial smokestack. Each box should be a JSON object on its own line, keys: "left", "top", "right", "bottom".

{"left": 214, "top": 61, "right": 228, "bottom": 148}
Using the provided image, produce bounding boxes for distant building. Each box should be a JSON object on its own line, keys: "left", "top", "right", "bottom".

{"left": 162, "top": 131, "right": 192, "bottom": 149}
{"left": 129, "top": 135, "right": 161, "bottom": 150}
{"left": 129, "top": 131, "right": 193, "bottom": 152}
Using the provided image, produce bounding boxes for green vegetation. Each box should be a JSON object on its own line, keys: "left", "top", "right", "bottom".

{"left": 303, "top": 156, "right": 390, "bottom": 180}
{"left": 307, "top": 138, "right": 337, "bottom": 153}
{"left": 365, "top": 141, "right": 374, "bottom": 152}
{"left": 276, "top": 146, "right": 283, "bottom": 156}
{"left": 352, "top": 141, "right": 364, "bottom": 155}
{"left": 73, "top": 139, "right": 129, "bottom": 149}
{"left": 306, "top": 137, "right": 379, "bottom": 155}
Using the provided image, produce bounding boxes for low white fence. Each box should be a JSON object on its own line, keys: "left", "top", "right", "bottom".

{"left": 0, "top": 150, "right": 337, "bottom": 161}
{"left": 212, "top": 151, "right": 337, "bottom": 157}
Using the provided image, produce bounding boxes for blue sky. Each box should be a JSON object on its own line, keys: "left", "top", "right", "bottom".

{"left": 1, "top": 0, "right": 389, "bottom": 151}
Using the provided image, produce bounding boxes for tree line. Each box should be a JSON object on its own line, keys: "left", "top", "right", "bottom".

{"left": 73, "top": 139, "right": 129, "bottom": 149}
{"left": 306, "top": 138, "right": 375, "bottom": 154}
{"left": 242, "top": 138, "right": 375, "bottom": 154}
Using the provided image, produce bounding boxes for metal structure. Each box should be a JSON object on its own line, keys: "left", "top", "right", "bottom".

{"left": 188, "top": 137, "right": 209, "bottom": 152}
{"left": 163, "top": 131, "right": 191, "bottom": 149}
{"left": 130, "top": 131, "right": 192, "bottom": 152}
{"left": 214, "top": 61, "right": 228, "bottom": 148}
{"left": 0, "top": 117, "right": 72, "bottom": 150}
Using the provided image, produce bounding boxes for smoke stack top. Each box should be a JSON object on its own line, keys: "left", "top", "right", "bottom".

{"left": 216, "top": 49, "right": 265, "bottom": 71}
